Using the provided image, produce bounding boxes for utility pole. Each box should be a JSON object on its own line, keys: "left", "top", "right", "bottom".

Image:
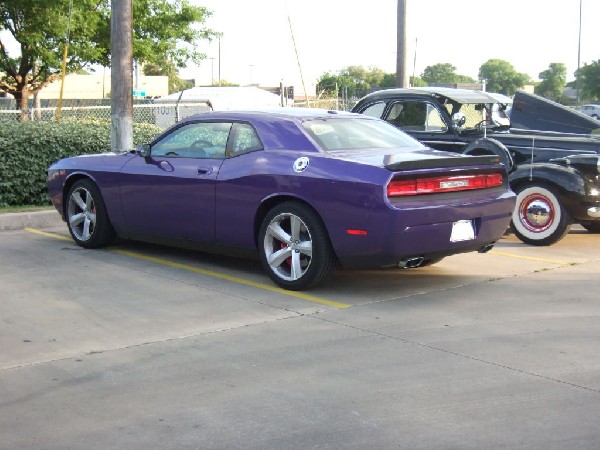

{"left": 218, "top": 38, "right": 221, "bottom": 86}
{"left": 111, "top": 0, "right": 133, "bottom": 151}
{"left": 396, "top": 0, "right": 409, "bottom": 88}
{"left": 576, "top": 0, "right": 582, "bottom": 105}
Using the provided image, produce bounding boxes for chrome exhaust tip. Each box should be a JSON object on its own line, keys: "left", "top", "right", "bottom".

{"left": 478, "top": 243, "right": 495, "bottom": 253}
{"left": 398, "top": 256, "right": 425, "bottom": 268}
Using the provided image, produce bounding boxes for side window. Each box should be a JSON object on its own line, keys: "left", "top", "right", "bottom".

{"left": 425, "top": 104, "right": 448, "bottom": 131}
{"left": 384, "top": 101, "right": 447, "bottom": 132}
{"left": 151, "top": 122, "right": 232, "bottom": 158}
{"left": 360, "top": 101, "right": 386, "bottom": 119}
{"left": 228, "top": 123, "right": 263, "bottom": 157}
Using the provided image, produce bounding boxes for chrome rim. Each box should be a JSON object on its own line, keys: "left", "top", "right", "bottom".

{"left": 518, "top": 193, "right": 554, "bottom": 233}
{"left": 67, "top": 187, "right": 97, "bottom": 241}
{"left": 263, "top": 212, "right": 313, "bottom": 282}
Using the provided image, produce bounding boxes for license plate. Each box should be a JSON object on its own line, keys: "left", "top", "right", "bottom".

{"left": 450, "top": 220, "right": 475, "bottom": 242}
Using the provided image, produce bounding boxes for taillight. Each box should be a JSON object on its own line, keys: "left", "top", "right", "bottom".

{"left": 387, "top": 173, "right": 503, "bottom": 197}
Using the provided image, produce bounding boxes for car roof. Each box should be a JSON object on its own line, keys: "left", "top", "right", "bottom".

{"left": 360, "top": 87, "right": 503, "bottom": 105}
{"left": 180, "top": 108, "right": 363, "bottom": 123}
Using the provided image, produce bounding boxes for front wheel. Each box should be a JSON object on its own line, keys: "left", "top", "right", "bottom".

{"left": 259, "top": 202, "right": 336, "bottom": 290}
{"left": 66, "top": 179, "right": 115, "bottom": 248}
{"left": 511, "top": 184, "right": 571, "bottom": 246}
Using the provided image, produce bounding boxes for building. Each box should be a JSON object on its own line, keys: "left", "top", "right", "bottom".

{"left": 31, "top": 73, "right": 168, "bottom": 100}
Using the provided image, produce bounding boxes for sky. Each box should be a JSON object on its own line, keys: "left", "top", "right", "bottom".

{"left": 184, "top": 0, "right": 599, "bottom": 93}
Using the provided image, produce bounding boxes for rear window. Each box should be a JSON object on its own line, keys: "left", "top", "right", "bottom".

{"left": 302, "top": 117, "right": 425, "bottom": 151}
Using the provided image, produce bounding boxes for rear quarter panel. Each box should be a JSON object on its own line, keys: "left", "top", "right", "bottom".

{"left": 214, "top": 150, "right": 390, "bottom": 251}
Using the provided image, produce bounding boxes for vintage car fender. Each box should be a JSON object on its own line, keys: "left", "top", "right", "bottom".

{"left": 508, "top": 162, "right": 591, "bottom": 221}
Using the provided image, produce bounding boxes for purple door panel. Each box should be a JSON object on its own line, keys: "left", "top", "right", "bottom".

{"left": 119, "top": 155, "right": 223, "bottom": 241}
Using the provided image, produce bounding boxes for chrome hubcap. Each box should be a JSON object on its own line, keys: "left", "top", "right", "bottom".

{"left": 519, "top": 194, "right": 554, "bottom": 232}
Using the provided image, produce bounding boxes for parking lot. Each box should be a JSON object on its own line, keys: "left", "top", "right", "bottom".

{"left": 1, "top": 222, "right": 599, "bottom": 449}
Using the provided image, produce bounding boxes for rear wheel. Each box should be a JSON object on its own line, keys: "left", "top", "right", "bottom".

{"left": 66, "top": 179, "right": 115, "bottom": 248}
{"left": 511, "top": 184, "right": 571, "bottom": 246}
{"left": 259, "top": 202, "right": 336, "bottom": 290}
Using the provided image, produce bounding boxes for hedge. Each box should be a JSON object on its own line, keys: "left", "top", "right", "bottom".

{"left": 0, "top": 120, "right": 161, "bottom": 206}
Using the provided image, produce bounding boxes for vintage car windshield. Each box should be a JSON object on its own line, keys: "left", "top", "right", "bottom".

{"left": 302, "top": 117, "right": 425, "bottom": 151}
{"left": 451, "top": 102, "right": 511, "bottom": 133}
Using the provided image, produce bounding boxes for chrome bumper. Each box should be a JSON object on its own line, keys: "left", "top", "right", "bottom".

{"left": 588, "top": 206, "right": 600, "bottom": 218}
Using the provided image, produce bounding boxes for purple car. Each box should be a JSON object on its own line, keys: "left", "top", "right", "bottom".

{"left": 47, "top": 109, "right": 515, "bottom": 290}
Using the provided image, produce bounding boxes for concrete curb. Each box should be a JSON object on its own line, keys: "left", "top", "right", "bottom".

{"left": 0, "top": 210, "right": 64, "bottom": 231}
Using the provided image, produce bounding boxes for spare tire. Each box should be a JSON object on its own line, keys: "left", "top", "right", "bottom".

{"left": 461, "top": 138, "right": 514, "bottom": 172}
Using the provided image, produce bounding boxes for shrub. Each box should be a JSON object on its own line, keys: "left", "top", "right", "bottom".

{"left": 0, "top": 120, "right": 160, "bottom": 206}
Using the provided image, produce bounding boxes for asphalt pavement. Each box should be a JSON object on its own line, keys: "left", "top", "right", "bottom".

{"left": 1, "top": 212, "right": 599, "bottom": 449}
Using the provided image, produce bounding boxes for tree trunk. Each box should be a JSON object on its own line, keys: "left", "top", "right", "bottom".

{"left": 12, "top": 88, "right": 31, "bottom": 122}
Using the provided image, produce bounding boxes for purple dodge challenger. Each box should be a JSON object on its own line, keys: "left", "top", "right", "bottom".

{"left": 48, "top": 109, "right": 516, "bottom": 290}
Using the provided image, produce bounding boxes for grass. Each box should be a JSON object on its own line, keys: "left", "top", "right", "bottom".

{"left": 0, "top": 205, "right": 54, "bottom": 214}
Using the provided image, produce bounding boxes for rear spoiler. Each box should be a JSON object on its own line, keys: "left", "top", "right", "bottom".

{"left": 385, "top": 155, "right": 502, "bottom": 171}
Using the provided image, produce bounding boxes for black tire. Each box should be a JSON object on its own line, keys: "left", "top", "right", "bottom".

{"left": 462, "top": 138, "right": 514, "bottom": 172}
{"left": 66, "top": 179, "right": 115, "bottom": 248}
{"left": 258, "top": 202, "right": 336, "bottom": 290}
{"left": 580, "top": 222, "right": 600, "bottom": 233}
{"left": 511, "top": 184, "right": 571, "bottom": 246}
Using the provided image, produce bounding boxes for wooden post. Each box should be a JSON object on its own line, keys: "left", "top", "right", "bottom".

{"left": 110, "top": 0, "right": 133, "bottom": 151}
{"left": 396, "top": 0, "right": 409, "bottom": 88}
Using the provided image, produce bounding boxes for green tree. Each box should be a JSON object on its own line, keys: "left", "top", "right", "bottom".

{"left": 317, "top": 65, "right": 397, "bottom": 97}
{"left": 316, "top": 72, "right": 340, "bottom": 95}
{"left": 575, "top": 60, "right": 600, "bottom": 101}
{"left": 478, "top": 59, "right": 530, "bottom": 95}
{"left": 535, "top": 63, "right": 567, "bottom": 101}
{"left": 409, "top": 76, "right": 427, "bottom": 87}
{"left": 0, "top": 0, "right": 218, "bottom": 119}
{"left": 421, "top": 63, "right": 475, "bottom": 85}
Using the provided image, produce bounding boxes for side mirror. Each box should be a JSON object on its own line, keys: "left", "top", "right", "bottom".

{"left": 138, "top": 143, "right": 151, "bottom": 157}
{"left": 452, "top": 112, "right": 466, "bottom": 128}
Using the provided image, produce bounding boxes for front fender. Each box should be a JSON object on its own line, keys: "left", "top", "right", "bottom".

{"left": 509, "top": 163, "right": 587, "bottom": 196}
{"left": 508, "top": 163, "right": 598, "bottom": 221}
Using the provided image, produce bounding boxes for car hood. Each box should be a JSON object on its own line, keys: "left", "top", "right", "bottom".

{"left": 328, "top": 147, "right": 502, "bottom": 171}
{"left": 486, "top": 128, "right": 600, "bottom": 154}
{"left": 511, "top": 90, "right": 600, "bottom": 135}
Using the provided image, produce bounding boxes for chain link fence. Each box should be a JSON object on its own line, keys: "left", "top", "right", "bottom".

{"left": 0, "top": 92, "right": 366, "bottom": 127}
{"left": 0, "top": 98, "right": 213, "bottom": 129}
{"left": 292, "top": 97, "right": 357, "bottom": 112}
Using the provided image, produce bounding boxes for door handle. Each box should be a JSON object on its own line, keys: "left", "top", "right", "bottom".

{"left": 197, "top": 167, "right": 213, "bottom": 175}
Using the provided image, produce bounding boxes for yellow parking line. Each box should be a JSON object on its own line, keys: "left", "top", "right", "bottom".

{"left": 24, "top": 227, "right": 350, "bottom": 309}
{"left": 25, "top": 227, "right": 72, "bottom": 241}
{"left": 489, "top": 250, "right": 571, "bottom": 265}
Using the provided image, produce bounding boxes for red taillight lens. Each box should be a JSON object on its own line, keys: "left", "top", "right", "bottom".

{"left": 387, "top": 173, "right": 503, "bottom": 197}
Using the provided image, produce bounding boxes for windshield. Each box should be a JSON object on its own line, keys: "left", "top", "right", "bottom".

{"left": 302, "top": 117, "right": 425, "bottom": 151}
{"left": 449, "top": 102, "right": 510, "bottom": 131}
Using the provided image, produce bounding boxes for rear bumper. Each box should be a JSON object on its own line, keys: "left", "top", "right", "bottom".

{"left": 331, "top": 190, "right": 516, "bottom": 269}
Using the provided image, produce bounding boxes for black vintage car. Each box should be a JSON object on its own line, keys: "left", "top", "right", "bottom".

{"left": 352, "top": 87, "right": 600, "bottom": 246}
